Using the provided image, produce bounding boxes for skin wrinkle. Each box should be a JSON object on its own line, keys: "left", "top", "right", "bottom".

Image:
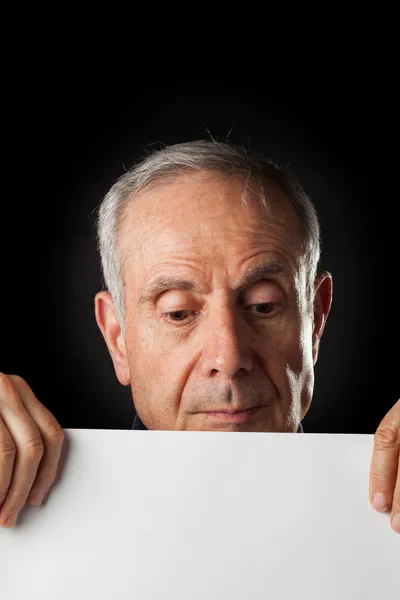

{"left": 138, "top": 262, "right": 290, "bottom": 310}
{"left": 96, "top": 171, "right": 331, "bottom": 433}
{"left": 120, "top": 172, "right": 303, "bottom": 279}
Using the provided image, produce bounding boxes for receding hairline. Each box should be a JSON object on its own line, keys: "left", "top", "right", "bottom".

{"left": 115, "top": 168, "right": 307, "bottom": 267}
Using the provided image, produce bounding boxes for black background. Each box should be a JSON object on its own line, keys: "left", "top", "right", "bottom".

{"left": 1, "top": 55, "right": 398, "bottom": 434}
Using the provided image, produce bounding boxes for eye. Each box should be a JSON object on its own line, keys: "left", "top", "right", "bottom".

{"left": 245, "top": 302, "right": 278, "bottom": 316}
{"left": 163, "top": 310, "right": 196, "bottom": 324}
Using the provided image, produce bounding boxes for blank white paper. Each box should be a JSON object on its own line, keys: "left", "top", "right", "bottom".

{"left": 0, "top": 430, "right": 398, "bottom": 599}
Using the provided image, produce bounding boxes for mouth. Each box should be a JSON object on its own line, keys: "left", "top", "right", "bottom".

{"left": 201, "top": 406, "right": 262, "bottom": 423}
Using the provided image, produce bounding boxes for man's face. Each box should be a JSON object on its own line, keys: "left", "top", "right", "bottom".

{"left": 98, "top": 172, "right": 330, "bottom": 432}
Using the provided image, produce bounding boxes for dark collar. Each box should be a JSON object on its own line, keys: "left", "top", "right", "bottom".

{"left": 132, "top": 413, "right": 304, "bottom": 433}
{"left": 132, "top": 412, "right": 149, "bottom": 430}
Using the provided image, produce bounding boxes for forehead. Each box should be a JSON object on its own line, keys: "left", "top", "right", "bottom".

{"left": 118, "top": 172, "right": 304, "bottom": 279}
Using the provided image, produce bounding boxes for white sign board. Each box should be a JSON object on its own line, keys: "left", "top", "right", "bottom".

{"left": 1, "top": 430, "right": 398, "bottom": 599}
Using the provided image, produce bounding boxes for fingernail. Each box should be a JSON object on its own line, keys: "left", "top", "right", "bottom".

{"left": 391, "top": 514, "right": 400, "bottom": 533}
{"left": 372, "top": 492, "right": 387, "bottom": 511}
{"left": 4, "top": 513, "right": 18, "bottom": 527}
{"left": 28, "top": 489, "right": 47, "bottom": 506}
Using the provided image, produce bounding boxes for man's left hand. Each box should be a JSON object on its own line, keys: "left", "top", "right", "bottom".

{"left": 370, "top": 398, "right": 400, "bottom": 533}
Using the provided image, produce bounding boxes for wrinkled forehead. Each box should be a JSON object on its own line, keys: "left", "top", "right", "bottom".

{"left": 117, "top": 171, "right": 304, "bottom": 263}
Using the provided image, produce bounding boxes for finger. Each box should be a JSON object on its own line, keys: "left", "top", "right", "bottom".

{"left": 8, "top": 375, "right": 64, "bottom": 507}
{"left": 389, "top": 452, "right": 400, "bottom": 533}
{"left": 369, "top": 399, "right": 400, "bottom": 522}
{"left": 0, "top": 414, "right": 16, "bottom": 509}
{"left": 0, "top": 373, "right": 44, "bottom": 527}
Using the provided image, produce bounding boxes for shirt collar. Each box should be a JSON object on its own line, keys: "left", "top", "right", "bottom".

{"left": 132, "top": 413, "right": 304, "bottom": 433}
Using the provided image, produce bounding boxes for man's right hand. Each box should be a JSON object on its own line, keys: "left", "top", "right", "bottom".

{"left": 0, "top": 373, "right": 65, "bottom": 528}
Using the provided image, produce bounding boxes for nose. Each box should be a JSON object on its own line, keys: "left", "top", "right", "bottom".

{"left": 200, "top": 308, "right": 254, "bottom": 379}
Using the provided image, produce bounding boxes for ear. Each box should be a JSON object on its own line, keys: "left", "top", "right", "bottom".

{"left": 312, "top": 271, "right": 333, "bottom": 364}
{"left": 94, "top": 291, "right": 131, "bottom": 386}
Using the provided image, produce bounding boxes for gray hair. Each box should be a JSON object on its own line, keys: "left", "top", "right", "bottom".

{"left": 96, "top": 140, "right": 321, "bottom": 332}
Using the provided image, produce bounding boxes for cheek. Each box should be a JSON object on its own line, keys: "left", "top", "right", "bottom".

{"left": 258, "top": 314, "right": 313, "bottom": 374}
{"left": 124, "top": 319, "right": 160, "bottom": 387}
{"left": 271, "top": 317, "right": 314, "bottom": 411}
{"left": 125, "top": 323, "right": 190, "bottom": 405}
{"left": 284, "top": 319, "right": 314, "bottom": 400}
{"left": 298, "top": 315, "right": 314, "bottom": 364}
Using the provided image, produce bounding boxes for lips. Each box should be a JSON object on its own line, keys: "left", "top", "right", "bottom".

{"left": 202, "top": 406, "right": 258, "bottom": 414}
{"left": 202, "top": 406, "right": 261, "bottom": 423}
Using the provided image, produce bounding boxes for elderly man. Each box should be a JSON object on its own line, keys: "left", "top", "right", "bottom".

{"left": 0, "top": 140, "right": 399, "bottom": 532}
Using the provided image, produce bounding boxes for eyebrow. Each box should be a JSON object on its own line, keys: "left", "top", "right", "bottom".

{"left": 138, "top": 261, "right": 285, "bottom": 307}
{"left": 237, "top": 261, "right": 284, "bottom": 291}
